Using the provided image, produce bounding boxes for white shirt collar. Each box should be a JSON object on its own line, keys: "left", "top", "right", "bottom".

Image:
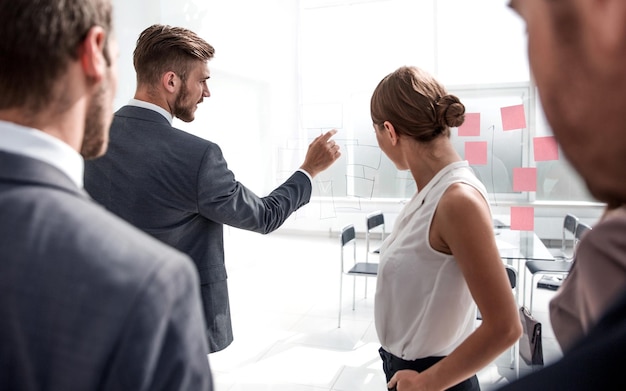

{"left": 0, "top": 120, "right": 84, "bottom": 188}
{"left": 128, "top": 98, "right": 173, "bottom": 125}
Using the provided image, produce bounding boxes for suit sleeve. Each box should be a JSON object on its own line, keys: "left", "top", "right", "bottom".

{"left": 101, "top": 253, "right": 213, "bottom": 391}
{"left": 196, "top": 142, "right": 312, "bottom": 233}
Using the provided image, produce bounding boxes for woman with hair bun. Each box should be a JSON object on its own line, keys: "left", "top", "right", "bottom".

{"left": 372, "top": 66, "right": 521, "bottom": 391}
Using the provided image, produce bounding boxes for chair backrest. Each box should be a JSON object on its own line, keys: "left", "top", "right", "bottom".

{"left": 574, "top": 221, "right": 592, "bottom": 249}
{"left": 365, "top": 211, "right": 385, "bottom": 257}
{"left": 340, "top": 224, "right": 356, "bottom": 273}
{"left": 505, "top": 265, "right": 517, "bottom": 289}
{"left": 366, "top": 211, "right": 385, "bottom": 231}
{"left": 561, "top": 213, "right": 579, "bottom": 258}
{"left": 341, "top": 224, "right": 356, "bottom": 247}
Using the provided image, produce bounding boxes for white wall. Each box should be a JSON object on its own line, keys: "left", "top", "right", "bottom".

{"left": 109, "top": 0, "right": 605, "bottom": 240}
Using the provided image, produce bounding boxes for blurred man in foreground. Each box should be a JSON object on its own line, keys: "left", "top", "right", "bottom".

{"left": 500, "top": 1, "right": 626, "bottom": 389}
{"left": 0, "top": 1, "right": 213, "bottom": 389}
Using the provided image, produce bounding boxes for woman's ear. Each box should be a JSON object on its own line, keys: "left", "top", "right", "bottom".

{"left": 383, "top": 121, "right": 399, "bottom": 145}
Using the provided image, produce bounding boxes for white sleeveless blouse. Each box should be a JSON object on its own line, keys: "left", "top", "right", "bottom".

{"left": 375, "top": 160, "right": 489, "bottom": 360}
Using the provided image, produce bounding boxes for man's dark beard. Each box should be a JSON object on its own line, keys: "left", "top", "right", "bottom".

{"left": 172, "top": 83, "right": 195, "bottom": 123}
{"left": 81, "top": 83, "right": 108, "bottom": 159}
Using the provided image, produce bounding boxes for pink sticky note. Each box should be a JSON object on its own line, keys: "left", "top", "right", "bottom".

{"left": 533, "top": 136, "right": 559, "bottom": 161}
{"left": 458, "top": 113, "right": 481, "bottom": 137}
{"left": 513, "top": 167, "right": 537, "bottom": 192}
{"left": 510, "top": 206, "right": 534, "bottom": 231}
{"left": 501, "top": 104, "right": 527, "bottom": 131}
{"left": 465, "top": 141, "right": 488, "bottom": 165}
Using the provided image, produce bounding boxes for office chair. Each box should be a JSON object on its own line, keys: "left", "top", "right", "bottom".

{"left": 574, "top": 221, "right": 592, "bottom": 248}
{"left": 363, "top": 211, "right": 385, "bottom": 299}
{"left": 524, "top": 261, "right": 571, "bottom": 314}
{"left": 524, "top": 218, "right": 592, "bottom": 314}
{"left": 338, "top": 224, "right": 378, "bottom": 328}
{"left": 550, "top": 213, "right": 579, "bottom": 260}
{"left": 533, "top": 213, "right": 578, "bottom": 291}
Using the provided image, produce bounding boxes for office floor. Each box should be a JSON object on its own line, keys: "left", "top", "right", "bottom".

{"left": 210, "top": 228, "right": 564, "bottom": 391}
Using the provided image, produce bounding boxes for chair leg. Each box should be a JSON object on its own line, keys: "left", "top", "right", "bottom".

{"left": 522, "top": 266, "right": 528, "bottom": 308}
{"left": 338, "top": 274, "right": 343, "bottom": 328}
{"left": 529, "top": 274, "right": 538, "bottom": 314}
{"left": 352, "top": 276, "right": 356, "bottom": 311}
{"left": 364, "top": 278, "right": 368, "bottom": 299}
{"left": 512, "top": 338, "right": 519, "bottom": 379}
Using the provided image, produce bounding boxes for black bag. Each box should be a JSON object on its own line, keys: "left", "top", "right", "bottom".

{"left": 519, "top": 306, "right": 544, "bottom": 366}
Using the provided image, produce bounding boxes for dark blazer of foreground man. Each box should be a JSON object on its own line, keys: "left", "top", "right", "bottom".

{"left": 84, "top": 24, "right": 340, "bottom": 353}
{"left": 0, "top": 1, "right": 213, "bottom": 390}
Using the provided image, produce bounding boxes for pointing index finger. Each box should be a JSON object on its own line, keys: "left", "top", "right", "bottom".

{"left": 321, "top": 129, "right": 338, "bottom": 142}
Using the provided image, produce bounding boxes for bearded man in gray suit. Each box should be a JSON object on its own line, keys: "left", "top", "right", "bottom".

{"left": 0, "top": 1, "right": 213, "bottom": 390}
{"left": 84, "top": 24, "right": 341, "bottom": 353}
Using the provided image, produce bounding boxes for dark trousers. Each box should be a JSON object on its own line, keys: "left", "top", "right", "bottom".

{"left": 379, "top": 347, "right": 480, "bottom": 391}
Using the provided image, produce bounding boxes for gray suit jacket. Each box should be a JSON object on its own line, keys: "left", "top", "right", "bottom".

{"left": 0, "top": 151, "right": 213, "bottom": 390}
{"left": 84, "top": 106, "right": 312, "bottom": 352}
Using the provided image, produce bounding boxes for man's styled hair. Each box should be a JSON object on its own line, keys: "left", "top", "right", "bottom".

{"left": 0, "top": 0, "right": 113, "bottom": 111}
{"left": 133, "top": 24, "right": 215, "bottom": 86}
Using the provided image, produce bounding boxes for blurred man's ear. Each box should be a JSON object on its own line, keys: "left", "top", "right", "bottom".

{"left": 79, "top": 26, "right": 108, "bottom": 84}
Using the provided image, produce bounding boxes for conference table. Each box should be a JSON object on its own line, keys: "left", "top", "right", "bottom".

{"left": 493, "top": 224, "right": 555, "bottom": 307}
{"left": 495, "top": 228, "right": 555, "bottom": 262}
{"left": 490, "top": 225, "right": 555, "bottom": 376}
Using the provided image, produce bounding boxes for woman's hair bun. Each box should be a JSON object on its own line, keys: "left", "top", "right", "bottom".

{"left": 436, "top": 94, "right": 465, "bottom": 128}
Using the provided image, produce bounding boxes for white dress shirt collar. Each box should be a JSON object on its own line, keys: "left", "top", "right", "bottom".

{"left": 0, "top": 120, "right": 84, "bottom": 188}
{"left": 128, "top": 98, "right": 173, "bottom": 125}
